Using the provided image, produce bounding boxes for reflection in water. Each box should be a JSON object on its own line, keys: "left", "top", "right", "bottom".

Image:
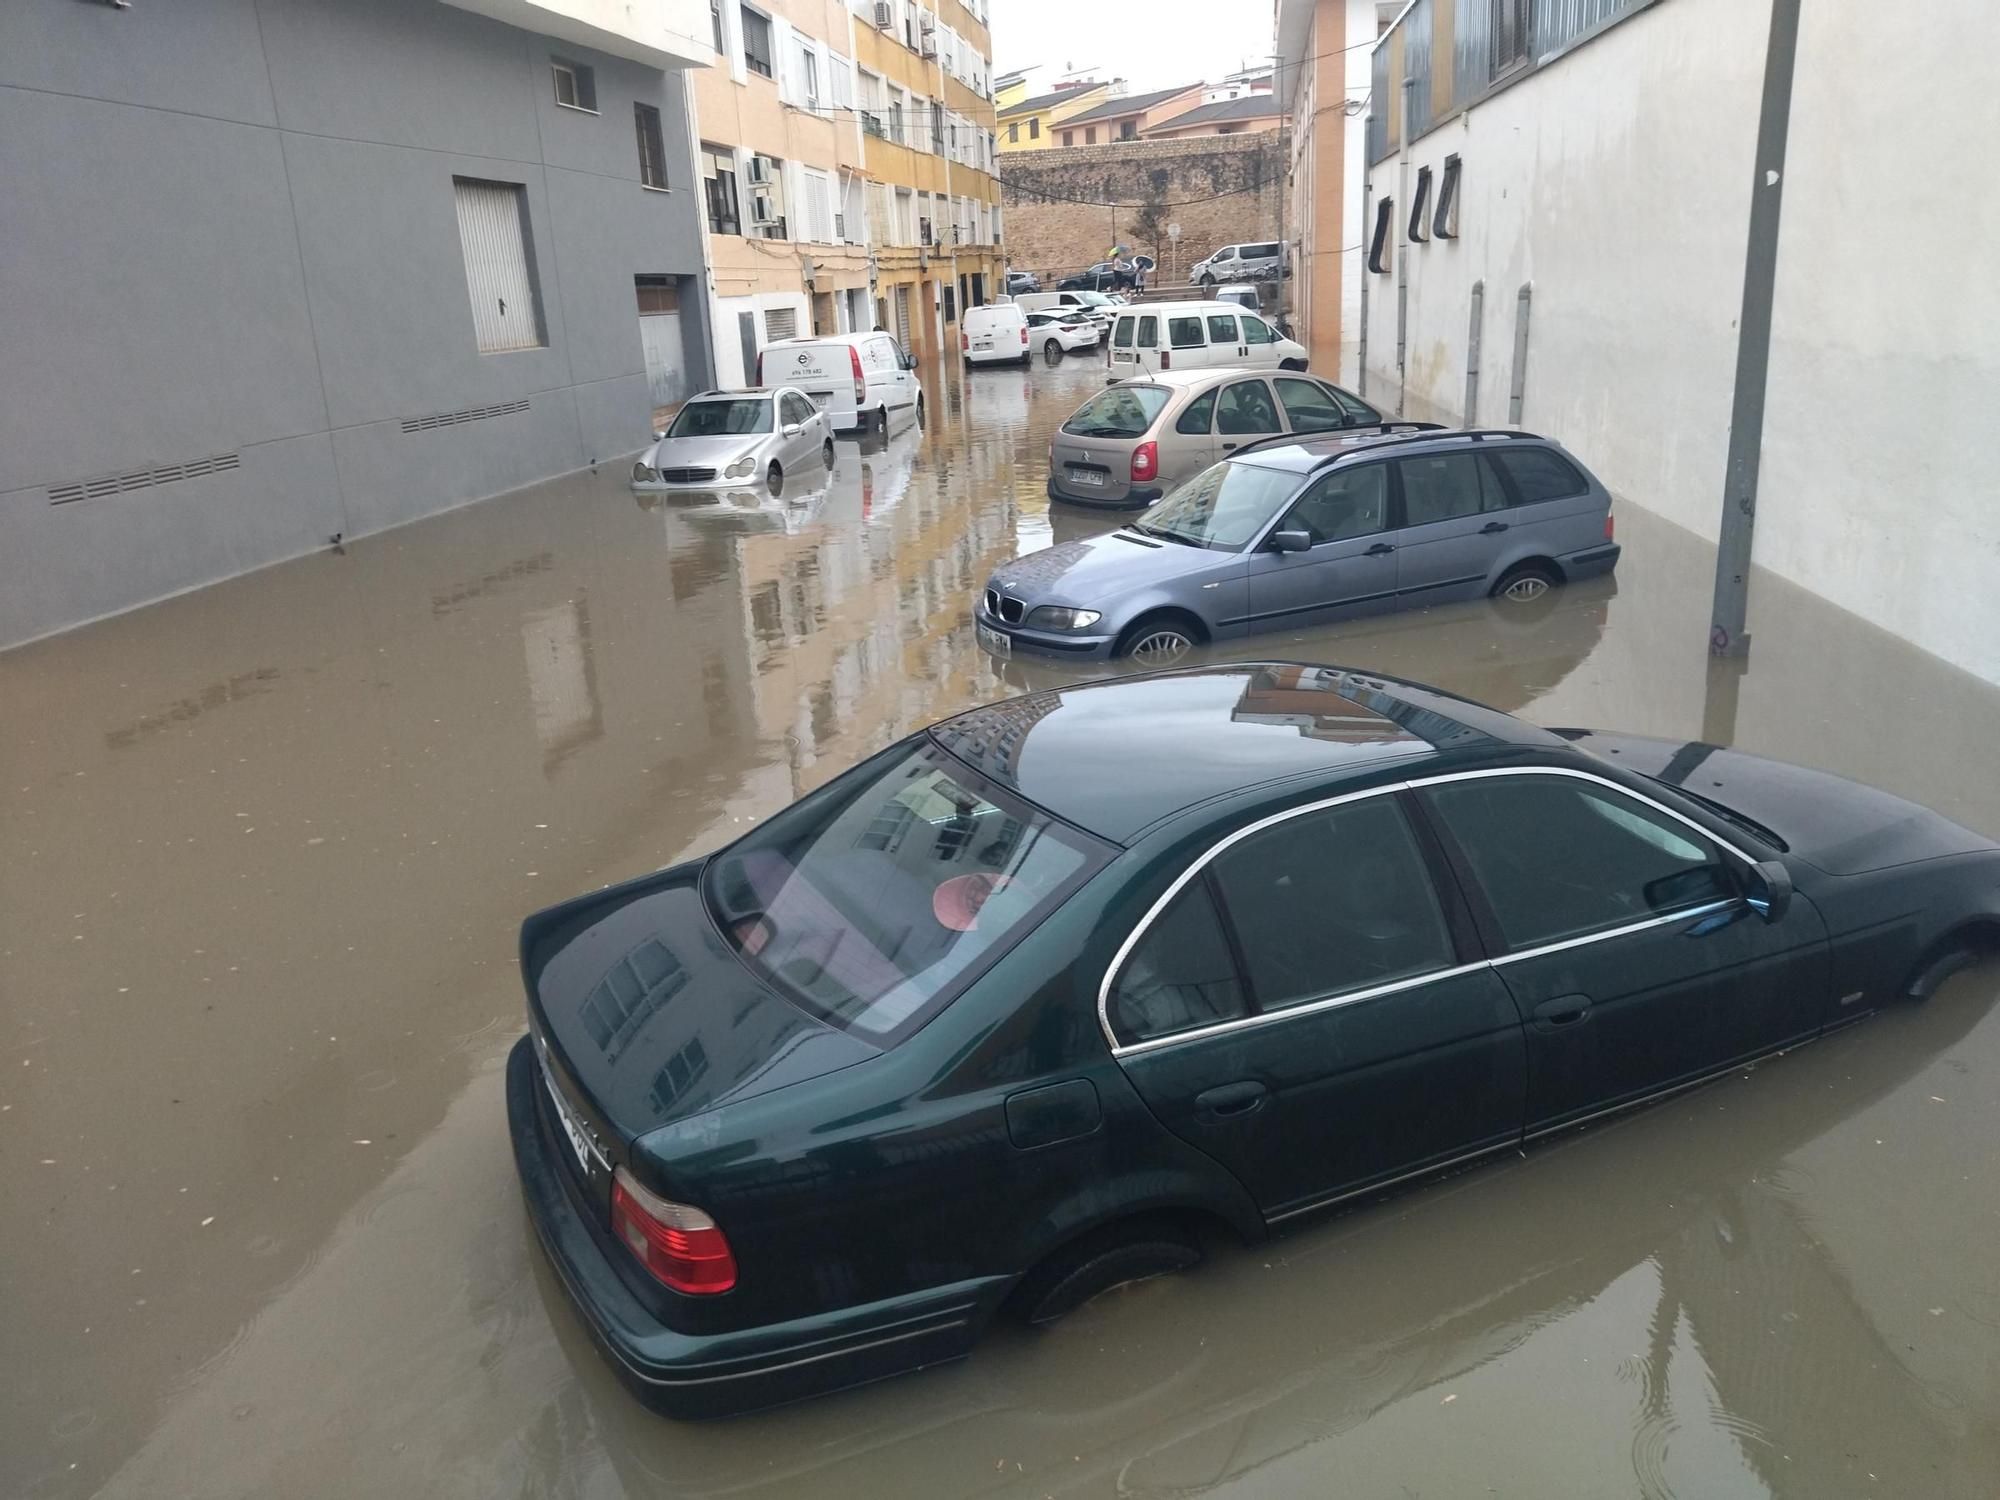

{"left": 6, "top": 352, "right": 2000, "bottom": 1500}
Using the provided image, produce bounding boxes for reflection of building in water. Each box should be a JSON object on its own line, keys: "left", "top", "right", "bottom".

{"left": 521, "top": 598, "right": 604, "bottom": 772}
{"left": 1231, "top": 665, "right": 1425, "bottom": 746}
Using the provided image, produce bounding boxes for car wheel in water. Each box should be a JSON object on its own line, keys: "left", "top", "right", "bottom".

{"left": 1494, "top": 561, "right": 1560, "bottom": 604}
{"left": 766, "top": 461, "right": 783, "bottom": 492}
{"left": 876, "top": 407, "right": 889, "bottom": 436}
{"left": 915, "top": 397, "right": 925, "bottom": 429}
{"left": 821, "top": 438, "right": 835, "bottom": 468}
{"left": 1119, "top": 618, "right": 1200, "bottom": 665}
{"left": 1011, "top": 1220, "right": 1204, "bottom": 1327}
{"left": 1044, "top": 339, "right": 1063, "bottom": 363}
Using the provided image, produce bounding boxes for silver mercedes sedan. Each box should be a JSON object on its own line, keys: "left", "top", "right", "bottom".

{"left": 632, "top": 387, "right": 834, "bottom": 492}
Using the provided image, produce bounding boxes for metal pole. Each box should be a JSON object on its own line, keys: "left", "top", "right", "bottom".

{"left": 1396, "top": 77, "right": 1412, "bottom": 417}
{"left": 1508, "top": 283, "right": 1532, "bottom": 424}
{"left": 1357, "top": 169, "right": 1371, "bottom": 396}
{"left": 1464, "top": 279, "right": 1483, "bottom": 424}
{"left": 1709, "top": 0, "right": 1803, "bottom": 658}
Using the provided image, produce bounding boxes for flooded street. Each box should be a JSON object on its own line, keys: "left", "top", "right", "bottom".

{"left": 6, "top": 351, "right": 2000, "bottom": 1500}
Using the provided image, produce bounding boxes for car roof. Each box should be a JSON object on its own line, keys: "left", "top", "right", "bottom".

{"left": 1112, "top": 368, "right": 1320, "bottom": 394}
{"left": 687, "top": 387, "right": 778, "bottom": 401}
{"left": 1110, "top": 299, "right": 1269, "bottom": 316}
{"left": 762, "top": 333, "right": 888, "bottom": 348}
{"left": 929, "top": 663, "right": 1558, "bottom": 843}
{"left": 1231, "top": 427, "right": 1561, "bottom": 474}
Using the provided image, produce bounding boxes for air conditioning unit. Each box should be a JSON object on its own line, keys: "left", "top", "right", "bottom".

{"left": 920, "top": 38, "right": 937, "bottom": 58}
{"left": 750, "top": 189, "right": 779, "bottom": 226}
{"left": 872, "top": 1, "right": 894, "bottom": 29}
{"left": 746, "top": 154, "right": 773, "bottom": 185}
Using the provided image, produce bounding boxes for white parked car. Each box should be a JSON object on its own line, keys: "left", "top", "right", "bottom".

{"left": 631, "top": 387, "right": 834, "bottom": 491}
{"left": 1025, "top": 310, "right": 1099, "bottom": 359}
{"left": 756, "top": 331, "right": 922, "bottom": 436}
{"left": 1106, "top": 299, "right": 1309, "bottom": 376}
{"left": 961, "top": 302, "right": 1031, "bottom": 366}
{"left": 1213, "top": 283, "right": 1262, "bottom": 314}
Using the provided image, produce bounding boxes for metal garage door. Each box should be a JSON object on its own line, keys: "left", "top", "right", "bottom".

{"left": 635, "top": 277, "right": 686, "bottom": 407}
{"left": 893, "top": 285, "right": 911, "bottom": 347}
{"left": 452, "top": 178, "right": 546, "bottom": 353}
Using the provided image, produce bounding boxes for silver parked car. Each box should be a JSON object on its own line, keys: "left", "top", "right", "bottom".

{"left": 1191, "top": 240, "right": 1284, "bottom": 287}
{"left": 1049, "top": 369, "right": 1387, "bottom": 507}
{"left": 980, "top": 428, "right": 1622, "bottom": 664}
{"left": 631, "top": 387, "right": 834, "bottom": 492}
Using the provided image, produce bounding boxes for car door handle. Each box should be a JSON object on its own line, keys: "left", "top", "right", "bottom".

{"left": 1194, "top": 1080, "right": 1267, "bottom": 1117}
{"left": 1480, "top": 521, "right": 1509, "bottom": 534}
{"left": 1221, "top": 441, "right": 1238, "bottom": 451}
{"left": 1531, "top": 995, "right": 1592, "bottom": 1031}
{"left": 1365, "top": 542, "right": 1396, "bottom": 556}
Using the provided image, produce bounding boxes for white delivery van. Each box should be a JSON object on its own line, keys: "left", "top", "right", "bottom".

{"left": 961, "top": 302, "right": 1030, "bottom": 366}
{"left": 757, "top": 331, "right": 921, "bottom": 436}
{"left": 1105, "top": 299, "right": 1309, "bottom": 376}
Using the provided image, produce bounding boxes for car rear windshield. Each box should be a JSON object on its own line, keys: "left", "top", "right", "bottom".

{"left": 702, "top": 741, "right": 1110, "bottom": 1042}
{"left": 1134, "top": 460, "right": 1300, "bottom": 550}
{"left": 668, "top": 399, "right": 773, "bottom": 437}
{"left": 1062, "top": 385, "right": 1171, "bottom": 438}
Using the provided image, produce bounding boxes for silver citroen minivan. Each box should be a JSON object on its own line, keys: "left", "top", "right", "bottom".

{"left": 1048, "top": 369, "right": 1387, "bottom": 507}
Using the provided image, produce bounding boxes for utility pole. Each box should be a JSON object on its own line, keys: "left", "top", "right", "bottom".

{"left": 1709, "top": 0, "right": 1802, "bottom": 658}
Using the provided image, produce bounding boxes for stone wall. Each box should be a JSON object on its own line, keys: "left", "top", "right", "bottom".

{"left": 998, "top": 131, "right": 1287, "bottom": 286}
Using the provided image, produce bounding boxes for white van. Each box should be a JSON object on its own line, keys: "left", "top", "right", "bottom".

{"left": 961, "top": 302, "right": 1030, "bottom": 366}
{"left": 1105, "top": 299, "right": 1309, "bottom": 376}
{"left": 757, "top": 331, "right": 921, "bottom": 436}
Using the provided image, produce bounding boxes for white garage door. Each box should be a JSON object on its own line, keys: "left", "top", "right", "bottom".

{"left": 452, "top": 178, "right": 546, "bottom": 353}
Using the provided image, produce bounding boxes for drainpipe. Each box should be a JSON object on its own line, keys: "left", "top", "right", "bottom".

{"left": 1357, "top": 162, "right": 1371, "bottom": 397}
{"left": 1508, "top": 282, "right": 1532, "bottom": 424}
{"left": 1396, "top": 77, "right": 1412, "bottom": 416}
{"left": 1464, "top": 279, "right": 1483, "bottom": 424}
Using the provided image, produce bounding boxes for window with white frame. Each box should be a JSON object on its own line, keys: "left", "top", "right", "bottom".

{"left": 828, "top": 52, "right": 853, "bottom": 111}
{"left": 740, "top": 5, "right": 774, "bottom": 78}
{"left": 790, "top": 36, "right": 821, "bottom": 110}
{"left": 839, "top": 172, "right": 863, "bottom": 242}
{"left": 551, "top": 58, "right": 597, "bottom": 112}
{"left": 867, "top": 181, "right": 893, "bottom": 244}
{"left": 746, "top": 153, "right": 786, "bottom": 237}
{"left": 894, "top": 186, "right": 915, "bottom": 245}
{"left": 800, "top": 166, "right": 834, "bottom": 243}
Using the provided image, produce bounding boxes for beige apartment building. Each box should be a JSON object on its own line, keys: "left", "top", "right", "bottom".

{"left": 695, "top": 0, "right": 1004, "bottom": 383}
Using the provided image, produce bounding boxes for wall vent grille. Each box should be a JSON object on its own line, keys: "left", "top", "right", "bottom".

{"left": 48, "top": 452, "right": 242, "bottom": 506}
{"left": 401, "top": 398, "right": 530, "bottom": 434}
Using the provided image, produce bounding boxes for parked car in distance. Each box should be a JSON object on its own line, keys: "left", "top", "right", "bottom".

{"left": 631, "top": 388, "right": 833, "bottom": 492}
{"left": 1047, "top": 369, "right": 1386, "bottom": 508}
{"left": 1213, "top": 283, "right": 1262, "bottom": 314}
{"left": 1004, "top": 270, "right": 1041, "bottom": 295}
{"left": 983, "top": 427, "right": 1620, "bottom": 662}
{"left": 1027, "top": 310, "right": 1100, "bottom": 360}
{"left": 756, "top": 331, "right": 921, "bottom": 437}
{"left": 1016, "top": 290, "right": 1115, "bottom": 334}
{"left": 1058, "top": 262, "right": 1137, "bottom": 292}
{"left": 509, "top": 660, "right": 2000, "bottom": 1416}
{"left": 1108, "top": 300, "right": 1309, "bottom": 376}
{"left": 1191, "top": 241, "right": 1284, "bottom": 286}
{"left": 962, "top": 302, "right": 1031, "bottom": 366}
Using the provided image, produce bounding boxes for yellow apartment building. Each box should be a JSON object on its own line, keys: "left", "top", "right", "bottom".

{"left": 996, "top": 81, "right": 1108, "bottom": 152}
{"left": 696, "top": 0, "right": 1003, "bottom": 381}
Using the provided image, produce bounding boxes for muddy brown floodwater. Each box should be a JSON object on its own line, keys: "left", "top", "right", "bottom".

{"left": 5, "top": 352, "right": 2000, "bottom": 1500}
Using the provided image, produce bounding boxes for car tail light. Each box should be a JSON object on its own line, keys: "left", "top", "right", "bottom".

{"left": 754, "top": 351, "right": 764, "bottom": 384}
{"left": 1605, "top": 513, "right": 1615, "bottom": 541}
{"left": 961, "top": 332, "right": 970, "bottom": 351}
{"left": 1021, "top": 326, "right": 1029, "bottom": 345}
{"left": 611, "top": 1166, "right": 737, "bottom": 1295}
{"left": 1131, "top": 440, "right": 1159, "bottom": 483}
{"left": 850, "top": 346, "right": 866, "bottom": 403}
{"left": 1160, "top": 350, "right": 1171, "bottom": 369}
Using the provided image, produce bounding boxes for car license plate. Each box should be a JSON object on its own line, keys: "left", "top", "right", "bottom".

{"left": 1067, "top": 466, "right": 1106, "bottom": 487}
{"left": 977, "top": 622, "right": 1011, "bottom": 658}
{"left": 541, "top": 1065, "right": 598, "bottom": 1174}
{"left": 808, "top": 392, "right": 831, "bottom": 409}
{"left": 1113, "top": 350, "right": 1134, "bottom": 362}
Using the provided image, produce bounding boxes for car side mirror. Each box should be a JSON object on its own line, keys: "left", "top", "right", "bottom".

{"left": 782, "top": 422, "right": 803, "bottom": 438}
{"left": 1744, "top": 859, "right": 1792, "bottom": 922}
{"left": 1269, "top": 529, "right": 1311, "bottom": 553}
{"left": 652, "top": 430, "right": 666, "bottom": 442}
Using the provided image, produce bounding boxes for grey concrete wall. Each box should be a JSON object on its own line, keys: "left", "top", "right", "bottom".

{"left": 0, "top": 0, "right": 712, "bottom": 648}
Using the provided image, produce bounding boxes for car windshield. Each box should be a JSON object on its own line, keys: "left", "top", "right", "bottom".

{"left": 668, "top": 399, "right": 773, "bottom": 437}
{"left": 1061, "top": 385, "right": 1170, "bottom": 438}
{"left": 1075, "top": 291, "right": 1115, "bottom": 307}
{"left": 702, "top": 742, "right": 1108, "bottom": 1041}
{"left": 1135, "top": 461, "right": 1300, "bottom": 550}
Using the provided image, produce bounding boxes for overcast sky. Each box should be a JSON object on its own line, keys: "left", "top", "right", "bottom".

{"left": 990, "top": 0, "right": 1277, "bottom": 95}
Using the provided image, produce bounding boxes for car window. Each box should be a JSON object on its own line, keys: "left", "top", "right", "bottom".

{"left": 1210, "top": 797, "right": 1454, "bottom": 1012}
{"left": 1275, "top": 377, "right": 1347, "bottom": 433}
{"left": 704, "top": 742, "right": 1111, "bottom": 1043}
{"left": 1246, "top": 243, "right": 1279, "bottom": 259}
{"left": 1113, "top": 315, "right": 1136, "bottom": 348}
{"left": 1062, "top": 385, "right": 1172, "bottom": 437}
{"left": 1207, "top": 314, "right": 1240, "bottom": 344}
{"left": 1214, "top": 248, "right": 1237, "bottom": 261}
{"left": 1139, "top": 460, "right": 1300, "bottom": 549}
{"left": 1215, "top": 379, "right": 1280, "bottom": 435}
{"left": 1168, "top": 316, "right": 1207, "bottom": 349}
{"left": 1492, "top": 447, "right": 1590, "bottom": 503}
{"left": 1027, "top": 312, "right": 1050, "bottom": 326}
{"left": 781, "top": 393, "right": 810, "bottom": 424}
{"left": 1329, "top": 385, "right": 1381, "bottom": 424}
{"left": 1175, "top": 390, "right": 1218, "bottom": 434}
{"left": 1426, "top": 777, "right": 1737, "bottom": 952}
{"left": 1240, "top": 315, "right": 1277, "bottom": 345}
{"left": 668, "top": 399, "right": 773, "bottom": 436}
{"left": 1278, "top": 464, "right": 1389, "bottom": 544}
{"left": 1137, "top": 315, "right": 1158, "bottom": 349}
{"left": 1397, "top": 452, "right": 1507, "bottom": 525}
{"left": 1107, "top": 877, "right": 1248, "bottom": 1046}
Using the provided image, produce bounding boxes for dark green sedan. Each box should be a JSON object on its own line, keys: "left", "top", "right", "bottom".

{"left": 507, "top": 664, "right": 2000, "bottom": 1416}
